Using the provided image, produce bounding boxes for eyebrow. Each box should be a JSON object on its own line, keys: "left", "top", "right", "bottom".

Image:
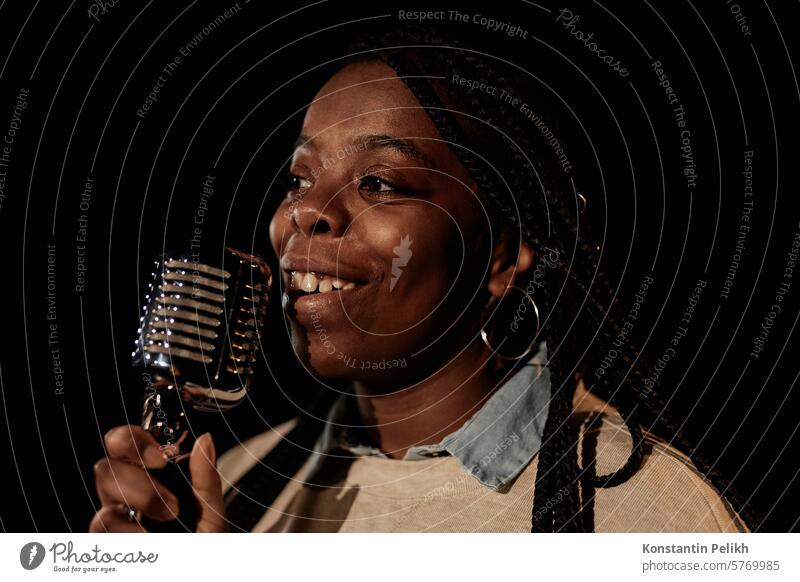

{"left": 294, "top": 133, "right": 435, "bottom": 167}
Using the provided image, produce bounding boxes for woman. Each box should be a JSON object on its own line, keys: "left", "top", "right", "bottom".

{"left": 90, "top": 29, "right": 751, "bottom": 533}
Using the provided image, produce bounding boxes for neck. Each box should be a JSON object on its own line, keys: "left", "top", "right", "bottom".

{"left": 352, "top": 340, "right": 504, "bottom": 459}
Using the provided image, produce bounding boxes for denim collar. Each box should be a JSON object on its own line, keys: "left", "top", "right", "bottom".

{"left": 309, "top": 341, "right": 552, "bottom": 490}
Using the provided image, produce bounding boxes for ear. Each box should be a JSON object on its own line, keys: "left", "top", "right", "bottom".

{"left": 487, "top": 230, "right": 535, "bottom": 299}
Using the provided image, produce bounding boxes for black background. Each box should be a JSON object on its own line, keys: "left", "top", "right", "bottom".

{"left": 0, "top": 0, "right": 798, "bottom": 532}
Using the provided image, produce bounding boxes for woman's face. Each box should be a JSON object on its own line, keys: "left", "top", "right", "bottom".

{"left": 269, "top": 60, "right": 512, "bottom": 388}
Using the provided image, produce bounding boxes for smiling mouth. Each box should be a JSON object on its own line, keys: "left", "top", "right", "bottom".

{"left": 289, "top": 271, "right": 359, "bottom": 294}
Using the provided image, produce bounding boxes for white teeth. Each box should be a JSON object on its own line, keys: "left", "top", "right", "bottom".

{"left": 302, "top": 272, "right": 319, "bottom": 292}
{"left": 289, "top": 271, "right": 358, "bottom": 294}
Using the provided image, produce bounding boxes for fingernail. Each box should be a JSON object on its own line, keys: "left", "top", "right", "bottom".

{"left": 195, "top": 432, "right": 215, "bottom": 465}
{"left": 160, "top": 442, "right": 182, "bottom": 463}
{"left": 192, "top": 433, "right": 204, "bottom": 454}
{"left": 144, "top": 445, "right": 166, "bottom": 467}
{"left": 205, "top": 433, "right": 216, "bottom": 465}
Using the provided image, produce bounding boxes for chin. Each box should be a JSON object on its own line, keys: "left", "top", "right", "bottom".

{"left": 287, "top": 323, "right": 356, "bottom": 379}
{"left": 287, "top": 323, "right": 413, "bottom": 385}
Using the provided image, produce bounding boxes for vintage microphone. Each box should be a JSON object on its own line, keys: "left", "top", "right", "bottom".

{"left": 131, "top": 247, "right": 271, "bottom": 532}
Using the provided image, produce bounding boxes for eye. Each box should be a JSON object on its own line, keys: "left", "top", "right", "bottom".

{"left": 358, "top": 175, "right": 396, "bottom": 193}
{"left": 357, "top": 173, "right": 417, "bottom": 203}
{"left": 286, "top": 173, "right": 311, "bottom": 197}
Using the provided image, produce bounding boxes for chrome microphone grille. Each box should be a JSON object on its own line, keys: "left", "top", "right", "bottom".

{"left": 132, "top": 248, "right": 270, "bottom": 413}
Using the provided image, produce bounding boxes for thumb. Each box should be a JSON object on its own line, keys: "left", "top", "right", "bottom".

{"left": 189, "top": 433, "right": 227, "bottom": 532}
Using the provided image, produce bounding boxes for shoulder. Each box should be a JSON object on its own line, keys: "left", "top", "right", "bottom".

{"left": 217, "top": 418, "right": 298, "bottom": 495}
{"left": 571, "top": 411, "right": 750, "bottom": 532}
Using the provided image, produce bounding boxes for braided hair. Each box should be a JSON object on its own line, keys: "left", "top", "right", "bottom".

{"left": 226, "top": 24, "right": 758, "bottom": 533}
{"left": 335, "top": 26, "right": 758, "bottom": 532}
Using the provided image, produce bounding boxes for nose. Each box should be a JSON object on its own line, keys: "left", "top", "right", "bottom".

{"left": 290, "top": 185, "right": 348, "bottom": 238}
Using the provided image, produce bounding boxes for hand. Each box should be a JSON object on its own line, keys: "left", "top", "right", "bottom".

{"left": 89, "top": 427, "right": 226, "bottom": 532}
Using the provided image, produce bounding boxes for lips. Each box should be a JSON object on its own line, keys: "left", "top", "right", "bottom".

{"left": 279, "top": 252, "right": 377, "bottom": 309}
{"left": 281, "top": 254, "right": 371, "bottom": 281}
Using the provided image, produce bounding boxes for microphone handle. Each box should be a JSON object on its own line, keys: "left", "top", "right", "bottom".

{"left": 131, "top": 248, "right": 271, "bottom": 532}
{"left": 137, "top": 378, "right": 200, "bottom": 532}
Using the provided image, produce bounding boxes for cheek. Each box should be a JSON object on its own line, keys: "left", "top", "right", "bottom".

{"left": 361, "top": 206, "right": 480, "bottom": 330}
{"left": 269, "top": 201, "right": 292, "bottom": 254}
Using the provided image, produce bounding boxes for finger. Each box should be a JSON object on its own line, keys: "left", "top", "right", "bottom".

{"left": 104, "top": 425, "right": 168, "bottom": 469}
{"left": 89, "top": 505, "right": 148, "bottom": 533}
{"left": 189, "top": 433, "right": 227, "bottom": 532}
{"left": 94, "top": 457, "right": 179, "bottom": 521}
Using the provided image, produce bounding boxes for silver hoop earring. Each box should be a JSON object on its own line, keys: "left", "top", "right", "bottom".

{"left": 577, "top": 192, "right": 587, "bottom": 214}
{"left": 480, "top": 285, "right": 541, "bottom": 361}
